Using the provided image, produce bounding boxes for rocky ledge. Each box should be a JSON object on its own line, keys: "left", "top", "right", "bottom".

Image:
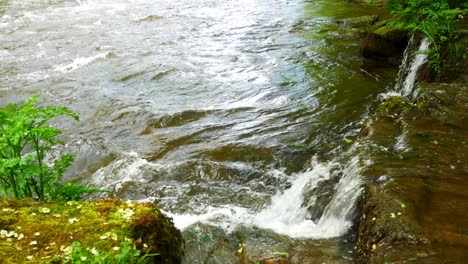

{"left": 355, "top": 83, "right": 468, "bottom": 263}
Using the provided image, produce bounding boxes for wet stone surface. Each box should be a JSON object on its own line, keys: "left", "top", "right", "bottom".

{"left": 355, "top": 83, "right": 468, "bottom": 263}
{"left": 182, "top": 224, "right": 354, "bottom": 264}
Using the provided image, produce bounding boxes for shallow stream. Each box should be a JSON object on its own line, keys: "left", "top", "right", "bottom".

{"left": 0, "top": 0, "right": 397, "bottom": 261}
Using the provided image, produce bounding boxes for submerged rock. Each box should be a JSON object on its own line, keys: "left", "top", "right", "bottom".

{"left": 0, "top": 199, "right": 183, "bottom": 263}
{"left": 182, "top": 224, "right": 353, "bottom": 264}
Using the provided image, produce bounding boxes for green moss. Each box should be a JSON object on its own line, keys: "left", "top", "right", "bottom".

{"left": 0, "top": 199, "right": 183, "bottom": 263}
{"left": 377, "top": 96, "right": 432, "bottom": 119}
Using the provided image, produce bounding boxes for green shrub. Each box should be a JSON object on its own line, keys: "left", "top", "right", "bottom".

{"left": 384, "top": 0, "right": 467, "bottom": 73}
{"left": 0, "top": 96, "right": 97, "bottom": 200}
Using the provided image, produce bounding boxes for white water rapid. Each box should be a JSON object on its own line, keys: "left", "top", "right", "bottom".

{"left": 163, "top": 155, "right": 362, "bottom": 239}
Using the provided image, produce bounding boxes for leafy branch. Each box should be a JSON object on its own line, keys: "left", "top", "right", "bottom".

{"left": 0, "top": 96, "right": 99, "bottom": 200}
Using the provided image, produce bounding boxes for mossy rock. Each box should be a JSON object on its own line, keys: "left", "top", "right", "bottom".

{"left": 337, "top": 15, "right": 379, "bottom": 28}
{"left": 348, "top": 0, "right": 388, "bottom": 7}
{"left": 361, "top": 25, "right": 408, "bottom": 58}
{"left": 0, "top": 199, "right": 183, "bottom": 263}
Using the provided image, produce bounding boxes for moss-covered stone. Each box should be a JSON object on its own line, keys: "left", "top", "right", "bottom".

{"left": 337, "top": 15, "right": 379, "bottom": 28}
{"left": 347, "top": 0, "right": 388, "bottom": 7}
{"left": 0, "top": 199, "right": 183, "bottom": 263}
{"left": 360, "top": 26, "right": 409, "bottom": 58}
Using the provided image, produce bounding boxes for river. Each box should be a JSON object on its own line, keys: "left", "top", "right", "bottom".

{"left": 0, "top": 0, "right": 397, "bottom": 262}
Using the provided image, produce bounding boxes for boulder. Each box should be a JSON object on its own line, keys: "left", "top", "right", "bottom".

{"left": 361, "top": 25, "right": 409, "bottom": 58}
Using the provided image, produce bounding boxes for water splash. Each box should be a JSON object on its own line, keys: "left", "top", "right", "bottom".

{"left": 164, "top": 156, "right": 362, "bottom": 239}
{"left": 251, "top": 159, "right": 338, "bottom": 238}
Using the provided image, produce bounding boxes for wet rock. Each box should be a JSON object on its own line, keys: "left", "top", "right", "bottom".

{"left": 416, "top": 83, "right": 468, "bottom": 127}
{"left": 360, "top": 26, "right": 409, "bottom": 58}
{"left": 337, "top": 15, "right": 379, "bottom": 28}
{"left": 182, "top": 224, "right": 352, "bottom": 264}
{"left": 182, "top": 224, "right": 239, "bottom": 264}
{"left": 348, "top": 0, "right": 388, "bottom": 7}
{"left": 304, "top": 176, "right": 340, "bottom": 222}
{"left": 355, "top": 83, "right": 468, "bottom": 263}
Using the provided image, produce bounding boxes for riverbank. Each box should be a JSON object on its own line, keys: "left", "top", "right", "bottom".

{"left": 353, "top": 2, "right": 468, "bottom": 262}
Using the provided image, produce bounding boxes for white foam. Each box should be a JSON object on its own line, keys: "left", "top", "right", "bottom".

{"left": 377, "top": 91, "right": 402, "bottom": 101}
{"left": 166, "top": 206, "right": 250, "bottom": 232}
{"left": 209, "top": 90, "right": 288, "bottom": 110}
{"left": 164, "top": 157, "right": 362, "bottom": 239}
{"left": 90, "top": 151, "right": 161, "bottom": 192}
{"left": 252, "top": 159, "right": 338, "bottom": 238}
{"left": 54, "top": 51, "right": 112, "bottom": 73}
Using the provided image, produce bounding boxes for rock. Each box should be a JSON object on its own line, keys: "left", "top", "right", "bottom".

{"left": 374, "top": 26, "right": 408, "bottom": 47}
{"left": 360, "top": 26, "right": 409, "bottom": 58}
{"left": 355, "top": 83, "right": 468, "bottom": 263}
{"left": 337, "top": 15, "right": 379, "bottom": 28}
{"left": 0, "top": 199, "right": 183, "bottom": 263}
{"left": 182, "top": 224, "right": 352, "bottom": 264}
{"left": 348, "top": 0, "right": 388, "bottom": 7}
{"left": 182, "top": 224, "right": 239, "bottom": 264}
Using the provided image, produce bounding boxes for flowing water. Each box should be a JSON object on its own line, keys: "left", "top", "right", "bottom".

{"left": 0, "top": 0, "right": 397, "bottom": 261}
{"left": 394, "top": 36, "right": 431, "bottom": 98}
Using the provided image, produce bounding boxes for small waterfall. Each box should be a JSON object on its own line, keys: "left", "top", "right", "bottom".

{"left": 394, "top": 37, "right": 431, "bottom": 98}
{"left": 252, "top": 160, "right": 339, "bottom": 238}
{"left": 167, "top": 155, "right": 363, "bottom": 239}
{"left": 252, "top": 156, "right": 362, "bottom": 238}
{"left": 316, "top": 157, "right": 362, "bottom": 234}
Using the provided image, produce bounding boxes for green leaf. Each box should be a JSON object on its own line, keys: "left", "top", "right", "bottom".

{"left": 0, "top": 96, "right": 83, "bottom": 200}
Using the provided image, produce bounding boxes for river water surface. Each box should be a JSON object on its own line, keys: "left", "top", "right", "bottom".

{"left": 1, "top": 0, "right": 396, "bottom": 261}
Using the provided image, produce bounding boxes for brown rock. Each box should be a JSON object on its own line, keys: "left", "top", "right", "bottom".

{"left": 361, "top": 26, "right": 409, "bottom": 58}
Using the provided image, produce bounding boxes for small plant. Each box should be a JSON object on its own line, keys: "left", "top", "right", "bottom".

{"left": 377, "top": 96, "right": 431, "bottom": 119}
{"left": 0, "top": 96, "right": 97, "bottom": 200}
{"left": 50, "top": 240, "right": 157, "bottom": 264}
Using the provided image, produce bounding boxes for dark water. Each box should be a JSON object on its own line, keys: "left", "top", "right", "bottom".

{"left": 0, "top": 0, "right": 397, "bottom": 260}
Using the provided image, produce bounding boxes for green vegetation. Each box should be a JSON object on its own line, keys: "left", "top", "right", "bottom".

{"left": 0, "top": 96, "right": 98, "bottom": 201}
{"left": 377, "top": 96, "right": 429, "bottom": 118}
{"left": 53, "top": 240, "right": 156, "bottom": 264}
{"left": 0, "top": 199, "right": 183, "bottom": 264}
{"left": 0, "top": 98, "right": 176, "bottom": 263}
{"left": 377, "top": 0, "right": 468, "bottom": 73}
